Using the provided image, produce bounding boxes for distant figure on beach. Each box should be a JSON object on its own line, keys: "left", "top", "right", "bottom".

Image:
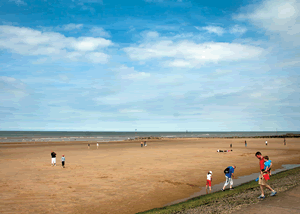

{"left": 51, "top": 151, "right": 56, "bottom": 166}
{"left": 255, "top": 151, "right": 276, "bottom": 199}
{"left": 144, "top": 141, "right": 147, "bottom": 147}
{"left": 88, "top": 144, "right": 90, "bottom": 149}
{"left": 141, "top": 142, "right": 143, "bottom": 147}
{"left": 265, "top": 140, "right": 268, "bottom": 146}
{"left": 284, "top": 138, "right": 286, "bottom": 145}
{"left": 264, "top": 156, "right": 272, "bottom": 175}
{"left": 222, "top": 165, "right": 236, "bottom": 191}
{"left": 206, "top": 171, "right": 213, "bottom": 194}
{"left": 217, "top": 150, "right": 232, "bottom": 153}
{"left": 97, "top": 143, "right": 99, "bottom": 149}
{"left": 245, "top": 141, "right": 247, "bottom": 147}
{"left": 61, "top": 155, "right": 65, "bottom": 168}
{"left": 230, "top": 144, "right": 232, "bottom": 148}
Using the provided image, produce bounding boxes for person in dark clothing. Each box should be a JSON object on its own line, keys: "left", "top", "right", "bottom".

{"left": 51, "top": 151, "right": 56, "bottom": 166}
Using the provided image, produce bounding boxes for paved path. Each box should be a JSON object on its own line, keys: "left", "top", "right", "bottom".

{"left": 232, "top": 184, "right": 300, "bottom": 214}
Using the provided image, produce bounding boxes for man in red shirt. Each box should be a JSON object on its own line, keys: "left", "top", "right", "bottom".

{"left": 255, "top": 151, "right": 276, "bottom": 199}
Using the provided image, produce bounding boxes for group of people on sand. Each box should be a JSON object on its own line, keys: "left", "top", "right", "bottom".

{"left": 220, "top": 139, "right": 287, "bottom": 150}
{"left": 88, "top": 143, "right": 100, "bottom": 149}
{"left": 206, "top": 151, "right": 276, "bottom": 199}
{"left": 141, "top": 141, "right": 147, "bottom": 147}
{"left": 217, "top": 149, "right": 232, "bottom": 152}
{"left": 51, "top": 151, "right": 65, "bottom": 168}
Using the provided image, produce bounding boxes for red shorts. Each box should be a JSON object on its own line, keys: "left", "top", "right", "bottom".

{"left": 206, "top": 180, "right": 211, "bottom": 186}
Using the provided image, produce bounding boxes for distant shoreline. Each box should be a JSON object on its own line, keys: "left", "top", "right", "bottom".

{"left": 0, "top": 134, "right": 299, "bottom": 145}
{"left": 131, "top": 133, "right": 300, "bottom": 140}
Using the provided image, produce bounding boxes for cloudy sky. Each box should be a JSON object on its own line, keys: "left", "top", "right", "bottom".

{"left": 0, "top": 0, "right": 299, "bottom": 131}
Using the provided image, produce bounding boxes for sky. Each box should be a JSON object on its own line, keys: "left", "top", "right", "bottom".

{"left": 0, "top": 0, "right": 299, "bottom": 131}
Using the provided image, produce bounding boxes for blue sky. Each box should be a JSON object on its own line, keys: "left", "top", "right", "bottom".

{"left": 0, "top": 0, "right": 299, "bottom": 131}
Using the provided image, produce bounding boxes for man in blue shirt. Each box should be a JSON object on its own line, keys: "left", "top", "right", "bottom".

{"left": 222, "top": 165, "right": 236, "bottom": 191}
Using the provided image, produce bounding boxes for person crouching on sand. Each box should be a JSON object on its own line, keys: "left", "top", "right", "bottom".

{"left": 61, "top": 155, "right": 65, "bottom": 168}
{"left": 206, "top": 171, "right": 213, "bottom": 193}
{"left": 255, "top": 151, "right": 276, "bottom": 199}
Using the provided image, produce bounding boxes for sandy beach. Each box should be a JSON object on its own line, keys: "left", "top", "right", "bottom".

{"left": 0, "top": 138, "right": 299, "bottom": 214}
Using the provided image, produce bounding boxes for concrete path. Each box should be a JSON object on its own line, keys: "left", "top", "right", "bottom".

{"left": 232, "top": 185, "right": 300, "bottom": 214}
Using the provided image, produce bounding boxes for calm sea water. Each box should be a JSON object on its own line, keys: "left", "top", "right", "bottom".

{"left": 0, "top": 131, "right": 299, "bottom": 143}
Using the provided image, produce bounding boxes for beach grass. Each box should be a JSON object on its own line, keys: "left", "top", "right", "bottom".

{"left": 138, "top": 166, "right": 300, "bottom": 214}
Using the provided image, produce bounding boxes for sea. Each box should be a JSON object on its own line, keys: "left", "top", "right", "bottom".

{"left": 0, "top": 131, "right": 299, "bottom": 143}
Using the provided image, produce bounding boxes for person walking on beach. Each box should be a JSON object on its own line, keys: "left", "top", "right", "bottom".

{"left": 284, "top": 138, "right": 286, "bottom": 146}
{"left": 61, "top": 155, "right": 65, "bottom": 168}
{"left": 88, "top": 143, "right": 90, "bottom": 149}
{"left": 51, "top": 151, "right": 56, "bottom": 166}
{"left": 206, "top": 171, "right": 213, "bottom": 194}
{"left": 255, "top": 151, "right": 276, "bottom": 199}
{"left": 265, "top": 140, "right": 268, "bottom": 146}
{"left": 97, "top": 143, "right": 99, "bottom": 149}
{"left": 245, "top": 140, "right": 247, "bottom": 147}
{"left": 141, "top": 142, "right": 143, "bottom": 147}
{"left": 222, "top": 165, "right": 236, "bottom": 191}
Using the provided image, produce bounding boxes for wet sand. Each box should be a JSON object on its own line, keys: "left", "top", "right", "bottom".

{"left": 0, "top": 138, "right": 299, "bottom": 214}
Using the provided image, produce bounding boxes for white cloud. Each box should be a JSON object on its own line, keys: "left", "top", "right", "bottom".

{"left": 85, "top": 52, "right": 109, "bottom": 63}
{"left": 89, "top": 27, "right": 111, "bottom": 38}
{"left": 197, "top": 26, "right": 225, "bottom": 36}
{"left": 0, "top": 76, "right": 17, "bottom": 83}
{"left": 166, "top": 60, "right": 192, "bottom": 68}
{"left": 0, "top": 76, "right": 28, "bottom": 102}
{"left": 0, "top": 25, "right": 112, "bottom": 64}
{"left": 234, "top": 0, "right": 300, "bottom": 45}
{"left": 277, "top": 60, "right": 300, "bottom": 68}
{"left": 61, "top": 23, "right": 83, "bottom": 31}
{"left": 230, "top": 25, "right": 247, "bottom": 34}
{"left": 143, "top": 31, "right": 160, "bottom": 39}
{"left": 122, "top": 72, "right": 151, "bottom": 80}
{"left": 124, "top": 39, "right": 264, "bottom": 67}
{"left": 250, "top": 92, "right": 262, "bottom": 98}
{"left": 9, "top": 0, "right": 27, "bottom": 6}
{"left": 71, "top": 37, "right": 111, "bottom": 51}
{"left": 118, "top": 65, "right": 151, "bottom": 80}
{"left": 32, "top": 57, "right": 48, "bottom": 64}
{"left": 141, "top": 31, "right": 198, "bottom": 43}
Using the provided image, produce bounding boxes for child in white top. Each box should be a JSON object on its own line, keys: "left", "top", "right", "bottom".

{"left": 206, "top": 171, "right": 213, "bottom": 193}
{"left": 61, "top": 155, "right": 65, "bottom": 168}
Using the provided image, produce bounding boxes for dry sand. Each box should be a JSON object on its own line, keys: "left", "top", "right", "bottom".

{"left": 0, "top": 138, "right": 299, "bottom": 214}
